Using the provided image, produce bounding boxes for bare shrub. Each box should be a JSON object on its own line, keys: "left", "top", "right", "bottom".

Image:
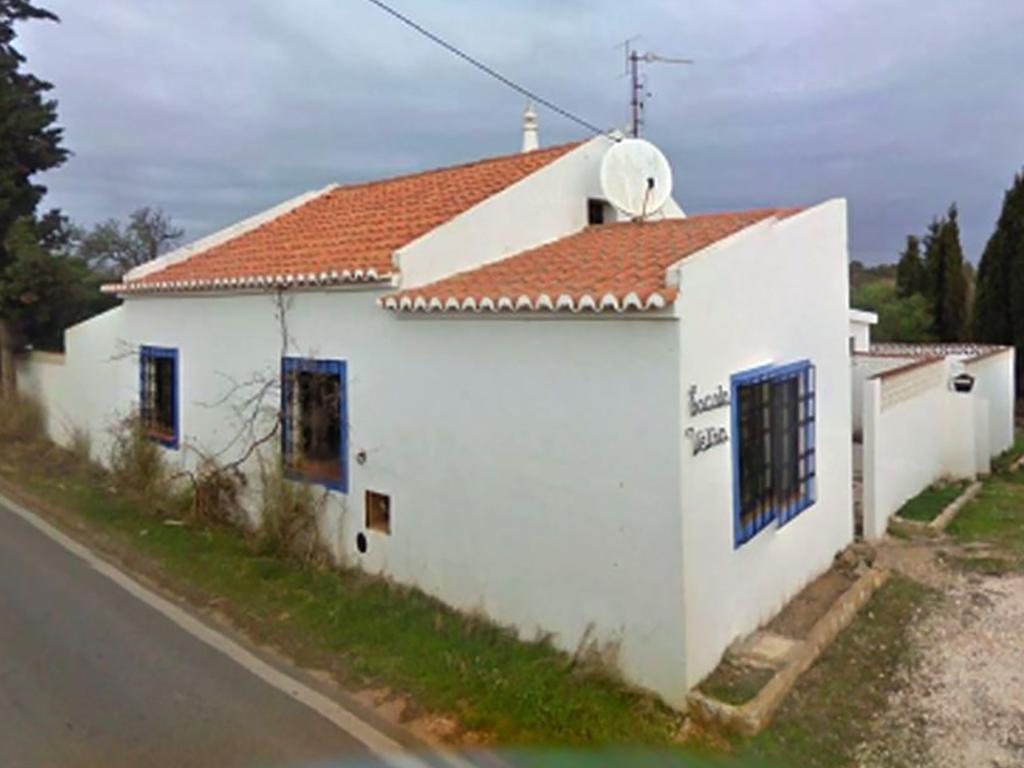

{"left": 108, "top": 413, "right": 169, "bottom": 500}
{"left": 257, "top": 452, "right": 328, "bottom": 564}
{"left": 68, "top": 424, "right": 92, "bottom": 464}
{"left": 188, "top": 457, "right": 245, "bottom": 526}
{"left": 0, "top": 394, "right": 46, "bottom": 443}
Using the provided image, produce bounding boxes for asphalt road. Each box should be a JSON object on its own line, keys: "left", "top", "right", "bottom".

{"left": 0, "top": 497, "right": 392, "bottom": 768}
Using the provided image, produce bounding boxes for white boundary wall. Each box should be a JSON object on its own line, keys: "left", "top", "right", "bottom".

{"left": 860, "top": 354, "right": 1012, "bottom": 539}
{"left": 965, "top": 349, "right": 1015, "bottom": 458}
{"left": 850, "top": 354, "right": 911, "bottom": 438}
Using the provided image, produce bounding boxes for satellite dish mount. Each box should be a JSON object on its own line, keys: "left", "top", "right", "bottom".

{"left": 600, "top": 139, "right": 674, "bottom": 220}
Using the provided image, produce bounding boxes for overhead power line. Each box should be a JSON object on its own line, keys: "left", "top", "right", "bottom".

{"left": 362, "top": 0, "right": 608, "bottom": 136}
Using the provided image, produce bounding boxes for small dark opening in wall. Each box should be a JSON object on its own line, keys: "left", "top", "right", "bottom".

{"left": 366, "top": 490, "right": 391, "bottom": 534}
{"left": 587, "top": 198, "right": 607, "bottom": 225}
{"left": 356, "top": 532, "right": 367, "bottom": 553}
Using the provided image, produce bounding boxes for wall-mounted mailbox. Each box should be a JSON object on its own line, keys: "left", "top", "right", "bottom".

{"left": 952, "top": 373, "right": 975, "bottom": 393}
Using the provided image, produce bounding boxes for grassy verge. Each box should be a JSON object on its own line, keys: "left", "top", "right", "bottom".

{"left": 991, "top": 431, "right": 1024, "bottom": 474}
{"left": 726, "top": 575, "right": 939, "bottom": 768}
{"left": 896, "top": 479, "right": 970, "bottom": 522}
{"left": 0, "top": 437, "right": 682, "bottom": 747}
{"left": 946, "top": 472, "right": 1024, "bottom": 573}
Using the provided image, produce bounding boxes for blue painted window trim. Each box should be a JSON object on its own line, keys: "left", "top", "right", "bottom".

{"left": 139, "top": 345, "right": 179, "bottom": 450}
{"left": 281, "top": 357, "right": 348, "bottom": 493}
{"left": 730, "top": 359, "right": 816, "bottom": 548}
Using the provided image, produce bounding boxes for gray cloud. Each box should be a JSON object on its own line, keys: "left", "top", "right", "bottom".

{"left": 17, "top": 0, "right": 1024, "bottom": 264}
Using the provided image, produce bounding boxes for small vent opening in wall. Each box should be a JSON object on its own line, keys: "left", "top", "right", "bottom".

{"left": 366, "top": 490, "right": 391, "bottom": 534}
{"left": 587, "top": 198, "right": 612, "bottom": 225}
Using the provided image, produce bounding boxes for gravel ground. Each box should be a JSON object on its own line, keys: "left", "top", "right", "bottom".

{"left": 858, "top": 567, "right": 1024, "bottom": 768}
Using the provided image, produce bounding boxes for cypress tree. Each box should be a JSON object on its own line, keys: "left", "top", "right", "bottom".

{"left": 975, "top": 170, "right": 1024, "bottom": 390}
{"left": 896, "top": 234, "right": 926, "bottom": 297}
{"left": 940, "top": 205, "right": 968, "bottom": 341}
{"left": 923, "top": 205, "right": 968, "bottom": 341}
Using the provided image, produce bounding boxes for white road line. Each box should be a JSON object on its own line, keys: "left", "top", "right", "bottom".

{"left": 0, "top": 491, "right": 443, "bottom": 768}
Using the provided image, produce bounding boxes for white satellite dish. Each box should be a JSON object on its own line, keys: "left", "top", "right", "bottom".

{"left": 599, "top": 139, "right": 674, "bottom": 219}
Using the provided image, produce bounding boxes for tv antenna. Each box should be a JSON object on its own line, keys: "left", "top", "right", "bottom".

{"left": 623, "top": 39, "right": 693, "bottom": 137}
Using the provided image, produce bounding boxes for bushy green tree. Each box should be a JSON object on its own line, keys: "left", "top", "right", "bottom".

{"left": 0, "top": 1, "right": 65, "bottom": 258}
{"left": 2, "top": 216, "right": 114, "bottom": 352}
{"left": 0, "top": 2, "right": 98, "bottom": 396}
{"left": 975, "top": 170, "right": 1024, "bottom": 391}
{"left": 0, "top": 0, "right": 68, "bottom": 396}
{"left": 852, "top": 280, "right": 935, "bottom": 343}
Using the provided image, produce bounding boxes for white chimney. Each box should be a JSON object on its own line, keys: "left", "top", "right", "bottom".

{"left": 521, "top": 101, "right": 539, "bottom": 153}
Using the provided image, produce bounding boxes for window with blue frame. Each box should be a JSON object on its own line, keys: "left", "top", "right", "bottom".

{"left": 281, "top": 357, "right": 347, "bottom": 492}
{"left": 731, "top": 360, "right": 816, "bottom": 546}
{"left": 140, "top": 346, "right": 179, "bottom": 449}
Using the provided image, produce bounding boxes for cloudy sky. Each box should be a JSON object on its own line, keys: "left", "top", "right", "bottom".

{"left": 17, "top": 0, "right": 1024, "bottom": 264}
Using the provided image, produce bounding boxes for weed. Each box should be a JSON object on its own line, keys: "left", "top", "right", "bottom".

{"left": 0, "top": 437, "right": 684, "bottom": 746}
{"left": 947, "top": 478, "right": 1024, "bottom": 571}
{"left": 257, "top": 451, "right": 327, "bottom": 564}
{"left": 734, "top": 575, "right": 940, "bottom": 767}
{"left": 0, "top": 394, "right": 45, "bottom": 442}
{"left": 108, "top": 413, "right": 169, "bottom": 501}
{"left": 68, "top": 424, "right": 92, "bottom": 464}
{"left": 189, "top": 457, "right": 245, "bottom": 526}
{"left": 991, "top": 432, "right": 1024, "bottom": 474}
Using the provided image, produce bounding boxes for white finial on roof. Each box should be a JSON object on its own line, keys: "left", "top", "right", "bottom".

{"left": 521, "top": 101, "right": 539, "bottom": 153}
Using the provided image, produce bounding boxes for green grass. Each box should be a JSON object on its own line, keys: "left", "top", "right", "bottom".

{"left": 991, "top": 431, "right": 1024, "bottom": 475}
{"left": 946, "top": 476, "right": 1024, "bottom": 572}
{"left": 0, "top": 440, "right": 682, "bottom": 747}
{"left": 731, "top": 575, "right": 939, "bottom": 768}
{"left": 895, "top": 480, "right": 970, "bottom": 522}
{"left": 698, "top": 661, "right": 775, "bottom": 707}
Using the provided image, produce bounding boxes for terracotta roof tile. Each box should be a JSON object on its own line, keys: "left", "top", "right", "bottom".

{"left": 118, "top": 142, "right": 581, "bottom": 293}
{"left": 382, "top": 208, "right": 802, "bottom": 314}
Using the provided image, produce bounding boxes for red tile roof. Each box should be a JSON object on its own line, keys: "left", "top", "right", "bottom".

{"left": 382, "top": 208, "right": 802, "bottom": 313}
{"left": 113, "top": 142, "right": 581, "bottom": 293}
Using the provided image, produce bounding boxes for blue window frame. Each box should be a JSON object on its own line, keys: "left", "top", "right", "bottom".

{"left": 140, "top": 345, "right": 179, "bottom": 449}
{"left": 731, "top": 359, "right": 816, "bottom": 547}
{"left": 281, "top": 357, "right": 348, "bottom": 492}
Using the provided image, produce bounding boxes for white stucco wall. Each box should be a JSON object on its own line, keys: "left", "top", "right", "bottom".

{"left": 848, "top": 309, "right": 877, "bottom": 353}
{"left": 860, "top": 358, "right": 987, "bottom": 539}
{"left": 19, "top": 289, "right": 690, "bottom": 706}
{"left": 965, "top": 349, "right": 1015, "bottom": 457}
{"left": 850, "top": 355, "right": 911, "bottom": 437}
{"left": 857, "top": 349, "right": 1015, "bottom": 540}
{"left": 674, "top": 200, "right": 855, "bottom": 686}
{"left": 396, "top": 136, "right": 684, "bottom": 289}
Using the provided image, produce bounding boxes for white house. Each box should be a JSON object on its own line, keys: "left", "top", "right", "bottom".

{"left": 19, "top": 124, "right": 856, "bottom": 708}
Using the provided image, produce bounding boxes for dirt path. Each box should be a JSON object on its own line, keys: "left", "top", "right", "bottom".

{"left": 857, "top": 539, "right": 1024, "bottom": 768}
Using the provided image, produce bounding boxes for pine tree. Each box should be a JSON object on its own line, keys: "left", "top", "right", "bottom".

{"left": 975, "top": 170, "right": 1024, "bottom": 391}
{"left": 896, "top": 234, "right": 926, "bottom": 297}
{"left": 922, "top": 205, "right": 968, "bottom": 341}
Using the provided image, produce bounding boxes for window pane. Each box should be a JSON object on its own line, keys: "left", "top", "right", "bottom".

{"left": 285, "top": 363, "right": 344, "bottom": 486}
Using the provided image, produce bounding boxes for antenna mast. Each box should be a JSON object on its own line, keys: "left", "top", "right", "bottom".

{"left": 625, "top": 41, "right": 693, "bottom": 138}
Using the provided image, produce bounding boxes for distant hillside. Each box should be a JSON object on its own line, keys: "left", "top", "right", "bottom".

{"left": 849, "top": 260, "right": 897, "bottom": 294}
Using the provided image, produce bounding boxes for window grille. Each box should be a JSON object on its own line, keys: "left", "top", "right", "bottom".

{"left": 281, "top": 357, "right": 348, "bottom": 492}
{"left": 732, "top": 360, "right": 816, "bottom": 546}
{"left": 140, "top": 346, "right": 178, "bottom": 449}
